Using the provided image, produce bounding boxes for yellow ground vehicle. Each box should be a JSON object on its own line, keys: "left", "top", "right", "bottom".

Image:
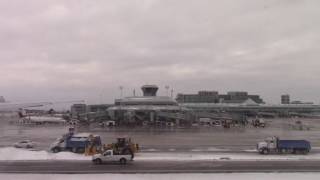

{"left": 104, "top": 137, "right": 139, "bottom": 159}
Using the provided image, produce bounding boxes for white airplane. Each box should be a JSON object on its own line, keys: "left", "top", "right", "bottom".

{"left": 18, "top": 114, "right": 67, "bottom": 125}
{"left": 16, "top": 108, "right": 68, "bottom": 125}
{"left": 0, "top": 96, "right": 83, "bottom": 125}
{"left": 0, "top": 96, "right": 84, "bottom": 112}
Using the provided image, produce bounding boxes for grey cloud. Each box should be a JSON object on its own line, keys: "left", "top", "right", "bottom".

{"left": 0, "top": 0, "right": 319, "bottom": 105}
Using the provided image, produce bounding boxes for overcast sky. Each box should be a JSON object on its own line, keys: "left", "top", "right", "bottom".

{"left": 0, "top": 0, "right": 319, "bottom": 105}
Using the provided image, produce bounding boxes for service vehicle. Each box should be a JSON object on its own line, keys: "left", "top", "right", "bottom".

{"left": 104, "top": 137, "right": 138, "bottom": 159}
{"left": 50, "top": 132, "right": 102, "bottom": 153}
{"left": 252, "top": 118, "right": 266, "bottom": 128}
{"left": 92, "top": 149, "right": 132, "bottom": 165}
{"left": 257, "top": 136, "right": 311, "bottom": 154}
{"left": 13, "top": 140, "right": 36, "bottom": 148}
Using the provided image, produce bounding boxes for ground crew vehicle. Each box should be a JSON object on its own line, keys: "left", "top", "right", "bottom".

{"left": 252, "top": 118, "right": 266, "bottom": 128}
{"left": 13, "top": 140, "right": 36, "bottom": 149}
{"left": 104, "top": 137, "right": 139, "bottom": 159}
{"left": 92, "top": 149, "right": 132, "bottom": 165}
{"left": 257, "top": 136, "right": 311, "bottom": 154}
{"left": 50, "top": 132, "right": 102, "bottom": 153}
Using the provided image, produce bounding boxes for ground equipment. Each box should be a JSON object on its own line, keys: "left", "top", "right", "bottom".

{"left": 50, "top": 132, "right": 102, "bottom": 154}
{"left": 92, "top": 149, "right": 132, "bottom": 165}
{"left": 257, "top": 136, "right": 311, "bottom": 154}
{"left": 104, "top": 137, "right": 139, "bottom": 160}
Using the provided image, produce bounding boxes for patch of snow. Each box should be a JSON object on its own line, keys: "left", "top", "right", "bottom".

{"left": 207, "top": 147, "right": 230, "bottom": 152}
{"left": 191, "top": 147, "right": 229, "bottom": 152}
{"left": 144, "top": 148, "right": 158, "bottom": 152}
{"left": 190, "top": 149, "right": 203, "bottom": 152}
{"left": 135, "top": 152, "right": 320, "bottom": 161}
{"left": 1, "top": 173, "right": 320, "bottom": 180}
{"left": 244, "top": 149, "right": 258, "bottom": 152}
{"left": 0, "top": 147, "right": 90, "bottom": 161}
{"left": 1, "top": 147, "right": 320, "bottom": 161}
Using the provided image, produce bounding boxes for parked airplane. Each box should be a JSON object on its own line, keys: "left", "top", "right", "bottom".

{"left": 1, "top": 97, "right": 83, "bottom": 125}
{"left": 17, "top": 112, "right": 67, "bottom": 125}
{"left": 0, "top": 97, "right": 84, "bottom": 112}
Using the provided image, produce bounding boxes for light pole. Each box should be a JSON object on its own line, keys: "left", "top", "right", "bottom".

{"left": 119, "top": 86, "right": 123, "bottom": 98}
{"left": 165, "top": 85, "right": 169, "bottom": 96}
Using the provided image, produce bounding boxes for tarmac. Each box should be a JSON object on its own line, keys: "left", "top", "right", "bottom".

{"left": 1, "top": 160, "right": 320, "bottom": 173}
{"left": 1, "top": 117, "right": 320, "bottom": 152}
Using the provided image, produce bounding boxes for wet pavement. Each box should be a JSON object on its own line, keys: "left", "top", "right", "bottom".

{"left": 1, "top": 116, "right": 320, "bottom": 152}
{"left": 2, "top": 160, "right": 320, "bottom": 173}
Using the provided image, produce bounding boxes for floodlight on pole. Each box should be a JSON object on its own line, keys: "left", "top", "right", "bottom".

{"left": 119, "top": 86, "right": 123, "bottom": 98}
{"left": 165, "top": 85, "right": 169, "bottom": 96}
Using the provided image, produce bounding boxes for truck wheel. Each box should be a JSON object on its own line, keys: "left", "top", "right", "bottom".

{"left": 77, "top": 148, "right": 85, "bottom": 153}
{"left": 280, "top": 148, "right": 286, "bottom": 154}
{"left": 94, "top": 158, "right": 102, "bottom": 165}
{"left": 120, "top": 158, "right": 127, "bottom": 165}
{"left": 122, "top": 148, "right": 134, "bottom": 160}
{"left": 72, "top": 148, "right": 77, "bottom": 153}
{"left": 262, "top": 148, "right": 269, "bottom": 155}
{"left": 52, "top": 147, "right": 60, "bottom": 153}
{"left": 302, "top": 149, "right": 309, "bottom": 154}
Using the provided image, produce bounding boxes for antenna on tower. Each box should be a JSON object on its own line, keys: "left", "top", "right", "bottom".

{"left": 170, "top": 88, "right": 174, "bottom": 98}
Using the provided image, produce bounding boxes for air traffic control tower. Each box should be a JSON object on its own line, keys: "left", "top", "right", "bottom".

{"left": 141, "top": 85, "right": 158, "bottom": 96}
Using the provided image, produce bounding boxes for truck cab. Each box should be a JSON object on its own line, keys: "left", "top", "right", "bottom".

{"left": 257, "top": 136, "right": 278, "bottom": 154}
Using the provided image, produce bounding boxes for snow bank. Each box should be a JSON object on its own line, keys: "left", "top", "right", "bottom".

{"left": 1, "top": 173, "right": 320, "bottom": 180}
{"left": 191, "top": 147, "right": 229, "bottom": 152}
{"left": 135, "top": 152, "right": 320, "bottom": 161}
{"left": 1, "top": 147, "right": 320, "bottom": 161}
{"left": 0, "top": 147, "right": 90, "bottom": 161}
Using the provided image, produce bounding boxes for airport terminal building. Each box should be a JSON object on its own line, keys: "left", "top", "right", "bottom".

{"left": 176, "top": 91, "right": 264, "bottom": 104}
{"left": 70, "top": 85, "right": 320, "bottom": 126}
{"left": 107, "top": 85, "right": 191, "bottom": 126}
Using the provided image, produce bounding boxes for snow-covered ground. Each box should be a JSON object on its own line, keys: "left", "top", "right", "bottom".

{"left": 0, "top": 147, "right": 90, "bottom": 161}
{"left": 136, "top": 152, "right": 320, "bottom": 161}
{"left": 1, "top": 173, "right": 320, "bottom": 180}
{"left": 1, "top": 147, "right": 320, "bottom": 161}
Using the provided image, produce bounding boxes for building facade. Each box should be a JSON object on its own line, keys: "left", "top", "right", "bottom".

{"left": 70, "top": 104, "right": 87, "bottom": 119}
{"left": 108, "top": 85, "right": 192, "bottom": 126}
{"left": 176, "top": 91, "right": 264, "bottom": 104}
{"left": 176, "top": 91, "right": 219, "bottom": 103}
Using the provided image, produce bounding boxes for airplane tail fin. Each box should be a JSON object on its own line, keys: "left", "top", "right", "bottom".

{"left": 18, "top": 109, "right": 26, "bottom": 118}
{"left": 0, "top": 96, "right": 5, "bottom": 103}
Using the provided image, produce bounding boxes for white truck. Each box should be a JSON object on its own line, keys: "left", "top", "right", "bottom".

{"left": 92, "top": 149, "right": 132, "bottom": 165}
